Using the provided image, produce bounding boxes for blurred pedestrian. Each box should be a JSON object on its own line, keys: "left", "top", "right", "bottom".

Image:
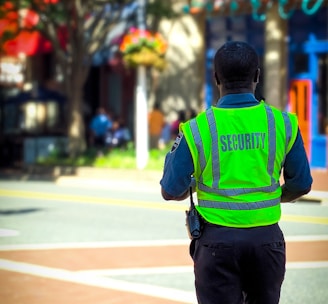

{"left": 148, "top": 102, "right": 165, "bottom": 149}
{"left": 106, "top": 116, "right": 131, "bottom": 150}
{"left": 171, "top": 110, "right": 186, "bottom": 139}
{"left": 160, "top": 41, "right": 312, "bottom": 304}
{"left": 89, "top": 107, "right": 112, "bottom": 151}
{"left": 158, "top": 119, "right": 172, "bottom": 150}
{"left": 187, "top": 108, "right": 197, "bottom": 120}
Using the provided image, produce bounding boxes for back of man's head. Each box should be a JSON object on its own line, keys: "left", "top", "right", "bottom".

{"left": 214, "top": 41, "right": 259, "bottom": 89}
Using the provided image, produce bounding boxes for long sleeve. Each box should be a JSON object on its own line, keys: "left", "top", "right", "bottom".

{"left": 160, "top": 134, "right": 194, "bottom": 200}
{"left": 281, "top": 130, "right": 313, "bottom": 202}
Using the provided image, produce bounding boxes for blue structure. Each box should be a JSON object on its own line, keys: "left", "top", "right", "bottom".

{"left": 288, "top": 9, "right": 328, "bottom": 168}
{"left": 205, "top": 7, "right": 328, "bottom": 169}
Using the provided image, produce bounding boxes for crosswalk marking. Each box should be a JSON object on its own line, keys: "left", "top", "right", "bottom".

{"left": 0, "top": 258, "right": 197, "bottom": 304}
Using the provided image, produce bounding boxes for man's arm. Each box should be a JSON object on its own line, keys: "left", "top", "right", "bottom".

{"left": 160, "top": 133, "right": 194, "bottom": 201}
{"left": 280, "top": 130, "right": 313, "bottom": 202}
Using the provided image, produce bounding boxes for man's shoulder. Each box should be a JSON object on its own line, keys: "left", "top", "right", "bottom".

{"left": 170, "top": 132, "right": 185, "bottom": 153}
{"left": 264, "top": 103, "right": 298, "bottom": 119}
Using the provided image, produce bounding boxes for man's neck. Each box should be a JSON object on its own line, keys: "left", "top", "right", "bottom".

{"left": 220, "top": 87, "right": 254, "bottom": 96}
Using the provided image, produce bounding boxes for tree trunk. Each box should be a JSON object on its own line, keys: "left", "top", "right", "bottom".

{"left": 66, "top": 86, "right": 86, "bottom": 158}
{"left": 264, "top": 1, "right": 288, "bottom": 109}
{"left": 61, "top": 55, "right": 89, "bottom": 158}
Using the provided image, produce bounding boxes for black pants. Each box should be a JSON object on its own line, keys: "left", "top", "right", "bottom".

{"left": 190, "top": 223, "right": 286, "bottom": 304}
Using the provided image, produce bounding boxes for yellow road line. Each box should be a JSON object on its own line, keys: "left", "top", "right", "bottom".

{"left": 281, "top": 214, "right": 328, "bottom": 225}
{"left": 0, "top": 189, "right": 185, "bottom": 211}
{"left": 1, "top": 189, "right": 328, "bottom": 225}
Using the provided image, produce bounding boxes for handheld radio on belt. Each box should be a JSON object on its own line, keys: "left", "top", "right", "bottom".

{"left": 185, "top": 187, "right": 202, "bottom": 240}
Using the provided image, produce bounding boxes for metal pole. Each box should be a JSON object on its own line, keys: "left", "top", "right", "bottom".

{"left": 135, "top": 0, "right": 149, "bottom": 169}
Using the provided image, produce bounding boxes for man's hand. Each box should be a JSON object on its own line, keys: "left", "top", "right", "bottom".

{"left": 161, "top": 187, "right": 189, "bottom": 201}
{"left": 281, "top": 184, "right": 311, "bottom": 203}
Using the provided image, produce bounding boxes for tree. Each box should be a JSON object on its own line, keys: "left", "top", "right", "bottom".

{"left": 0, "top": 0, "right": 139, "bottom": 157}
{"left": 0, "top": 0, "right": 176, "bottom": 158}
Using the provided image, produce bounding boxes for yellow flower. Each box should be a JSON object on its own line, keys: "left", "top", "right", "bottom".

{"left": 120, "top": 28, "right": 168, "bottom": 70}
{"left": 120, "top": 28, "right": 167, "bottom": 55}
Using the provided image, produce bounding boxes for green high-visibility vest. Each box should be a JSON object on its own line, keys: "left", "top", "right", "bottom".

{"left": 180, "top": 102, "right": 298, "bottom": 228}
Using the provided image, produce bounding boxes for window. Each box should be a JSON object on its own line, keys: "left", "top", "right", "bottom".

{"left": 293, "top": 53, "right": 308, "bottom": 75}
{"left": 4, "top": 99, "right": 65, "bottom": 135}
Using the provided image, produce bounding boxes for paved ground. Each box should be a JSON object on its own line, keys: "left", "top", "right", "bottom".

{"left": 310, "top": 169, "right": 328, "bottom": 192}
{"left": 0, "top": 244, "right": 192, "bottom": 304}
{"left": 1, "top": 240, "right": 328, "bottom": 304}
{"left": 0, "top": 168, "right": 328, "bottom": 303}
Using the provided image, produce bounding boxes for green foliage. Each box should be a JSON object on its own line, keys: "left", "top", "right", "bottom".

{"left": 1, "top": 30, "right": 15, "bottom": 40}
{"left": 37, "top": 144, "right": 171, "bottom": 171}
{"left": 146, "top": 0, "right": 180, "bottom": 19}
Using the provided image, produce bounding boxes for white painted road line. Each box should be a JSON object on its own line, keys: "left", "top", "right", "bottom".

{"left": 285, "top": 235, "right": 328, "bottom": 242}
{"left": 0, "top": 259, "right": 197, "bottom": 304}
{"left": 286, "top": 261, "right": 328, "bottom": 269}
{"left": 0, "top": 229, "right": 19, "bottom": 237}
{"left": 1, "top": 235, "right": 328, "bottom": 251}
{"left": 77, "top": 266, "right": 193, "bottom": 276}
{"left": 76, "top": 261, "right": 328, "bottom": 278}
{"left": 0, "top": 239, "right": 190, "bottom": 251}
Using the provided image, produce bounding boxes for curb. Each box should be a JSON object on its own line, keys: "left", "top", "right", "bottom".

{"left": 55, "top": 176, "right": 161, "bottom": 193}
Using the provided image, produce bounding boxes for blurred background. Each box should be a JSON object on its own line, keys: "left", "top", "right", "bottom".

{"left": 0, "top": 2, "right": 328, "bottom": 303}
{"left": 0, "top": 0, "right": 327, "bottom": 188}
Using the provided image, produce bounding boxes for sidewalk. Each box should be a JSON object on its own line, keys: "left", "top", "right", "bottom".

{"left": 56, "top": 167, "right": 162, "bottom": 193}
{"left": 310, "top": 168, "right": 328, "bottom": 192}
{"left": 0, "top": 166, "right": 327, "bottom": 204}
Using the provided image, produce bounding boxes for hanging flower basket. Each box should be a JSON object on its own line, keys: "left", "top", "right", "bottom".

{"left": 119, "top": 28, "right": 168, "bottom": 70}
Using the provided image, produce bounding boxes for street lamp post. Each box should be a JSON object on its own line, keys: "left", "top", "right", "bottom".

{"left": 135, "top": 0, "right": 149, "bottom": 170}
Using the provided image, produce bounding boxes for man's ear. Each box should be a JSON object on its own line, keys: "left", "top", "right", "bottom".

{"left": 214, "top": 72, "right": 220, "bottom": 85}
{"left": 254, "top": 68, "right": 260, "bottom": 83}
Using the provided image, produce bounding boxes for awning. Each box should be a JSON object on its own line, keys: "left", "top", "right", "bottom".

{"left": 3, "top": 31, "right": 52, "bottom": 56}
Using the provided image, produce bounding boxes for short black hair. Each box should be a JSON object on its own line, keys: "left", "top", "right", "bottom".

{"left": 214, "top": 41, "right": 259, "bottom": 89}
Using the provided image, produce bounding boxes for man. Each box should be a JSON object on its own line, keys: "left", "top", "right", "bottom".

{"left": 160, "top": 41, "right": 312, "bottom": 304}
{"left": 148, "top": 102, "right": 165, "bottom": 149}
{"left": 89, "top": 107, "right": 112, "bottom": 149}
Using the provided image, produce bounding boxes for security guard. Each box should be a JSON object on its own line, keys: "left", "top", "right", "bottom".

{"left": 160, "top": 41, "right": 312, "bottom": 304}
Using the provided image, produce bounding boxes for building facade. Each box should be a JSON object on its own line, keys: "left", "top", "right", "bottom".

{"left": 204, "top": 7, "right": 328, "bottom": 170}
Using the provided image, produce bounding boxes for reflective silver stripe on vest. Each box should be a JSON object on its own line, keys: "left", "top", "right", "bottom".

{"left": 198, "top": 181, "right": 280, "bottom": 196}
{"left": 281, "top": 111, "right": 293, "bottom": 165}
{"left": 190, "top": 118, "right": 205, "bottom": 184}
{"left": 264, "top": 105, "right": 276, "bottom": 178}
{"left": 206, "top": 109, "right": 220, "bottom": 188}
{"left": 282, "top": 112, "right": 292, "bottom": 147}
{"left": 198, "top": 197, "right": 280, "bottom": 210}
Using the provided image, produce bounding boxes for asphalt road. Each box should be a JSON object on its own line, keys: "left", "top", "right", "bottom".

{"left": 0, "top": 180, "right": 328, "bottom": 303}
